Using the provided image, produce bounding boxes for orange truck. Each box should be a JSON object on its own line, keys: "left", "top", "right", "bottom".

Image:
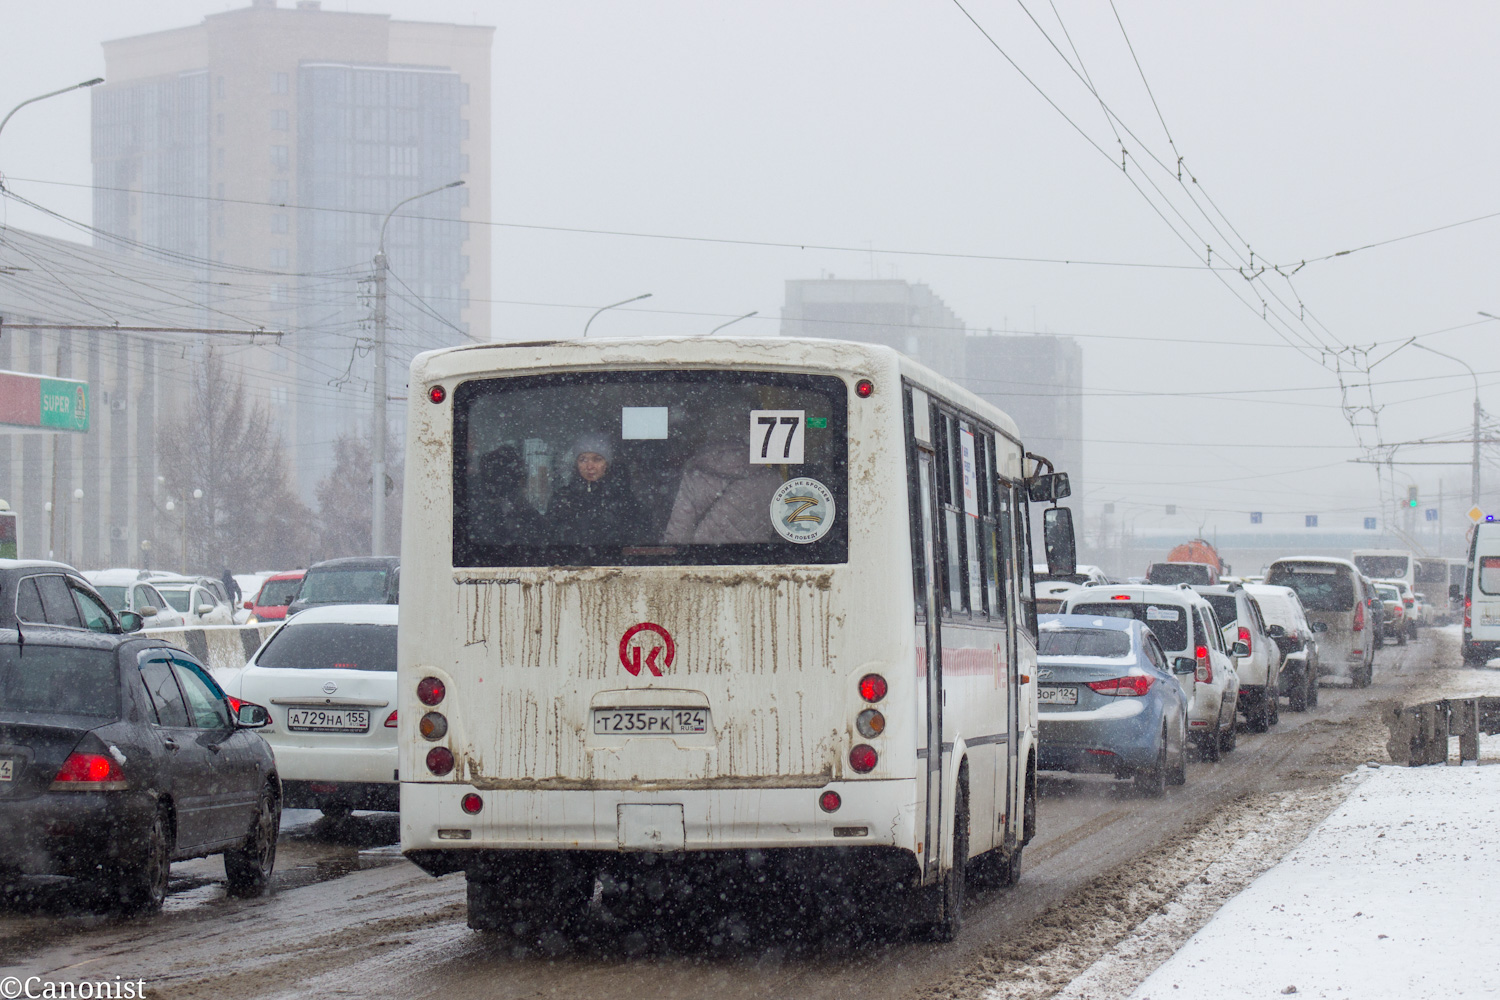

{"left": 1145, "top": 538, "right": 1226, "bottom": 586}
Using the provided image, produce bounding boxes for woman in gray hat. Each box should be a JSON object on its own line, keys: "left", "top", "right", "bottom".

{"left": 549, "top": 433, "right": 644, "bottom": 546}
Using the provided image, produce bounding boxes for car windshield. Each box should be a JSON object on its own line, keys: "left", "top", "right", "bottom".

{"left": 256, "top": 577, "right": 303, "bottom": 606}
{"left": 93, "top": 585, "right": 128, "bottom": 610}
{"left": 1038, "top": 628, "right": 1131, "bottom": 658}
{"left": 254, "top": 622, "right": 397, "bottom": 671}
{"left": 453, "top": 369, "right": 849, "bottom": 567}
{"left": 1070, "top": 603, "right": 1188, "bottom": 651}
{"left": 299, "top": 569, "right": 389, "bottom": 604}
{"left": 1204, "top": 595, "right": 1240, "bottom": 628}
{"left": 1266, "top": 565, "right": 1355, "bottom": 612}
{"left": 0, "top": 644, "right": 119, "bottom": 718}
{"left": 156, "top": 588, "right": 192, "bottom": 612}
{"left": 1146, "top": 563, "right": 1212, "bottom": 586}
{"left": 1377, "top": 586, "right": 1400, "bottom": 601}
{"left": 1354, "top": 555, "right": 1409, "bottom": 579}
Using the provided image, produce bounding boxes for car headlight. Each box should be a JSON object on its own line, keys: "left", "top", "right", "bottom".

{"left": 246, "top": 614, "right": 258, "bottom": 624}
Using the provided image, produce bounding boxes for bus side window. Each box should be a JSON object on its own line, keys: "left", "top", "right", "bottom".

{"left": 995, "top": 480, "right": 1016, "bottom": 626}
{"left": 936, "top": 412, "right": 967, "bottom": 616}
{"left": 906, "top": 390, "right": 928, "bottom": 615}
{"left": 980, "top": 434, "right": 1004, "bottom": 621}
{"left": 1013, "top": 485, "right": 1037, "bottom": 635}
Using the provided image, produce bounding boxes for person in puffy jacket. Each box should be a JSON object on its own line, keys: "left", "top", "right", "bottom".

{"left": 549, "top": 434, "right": 646, "bottom": 546}
{"left": 662, "top": 432, "right": 781, "bottom": 544}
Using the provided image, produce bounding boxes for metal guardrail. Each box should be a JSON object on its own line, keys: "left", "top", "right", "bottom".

{"left": 1385, "top": 697, "right": 1500, "bottom": 765}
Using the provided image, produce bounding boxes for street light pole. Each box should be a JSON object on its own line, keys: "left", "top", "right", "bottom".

{"left": 0, "top": 78, "right": 104, "bottom": 184}
{"left": 708, "top": 310, "right": 758, "bottom": 335}
{"left": 582, "top": 293, "right": 652, "bottom": 338}
{"left": 1417, "top": 340, "right": 1482, "bottom": 507}
{"left": 372, "top": 180, "right": 464, "bottom": 557}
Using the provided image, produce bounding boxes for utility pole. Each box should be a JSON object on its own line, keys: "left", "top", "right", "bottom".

{"left": 1473, "top": 393, "right": 1483, "bottom": 508}
{"left": 371, "top": 180, "right": 463, "bottom": 556}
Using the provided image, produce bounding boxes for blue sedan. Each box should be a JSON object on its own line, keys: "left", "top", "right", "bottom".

{"left": 1035, "top": 614, "right": 1192, "bottom": 795}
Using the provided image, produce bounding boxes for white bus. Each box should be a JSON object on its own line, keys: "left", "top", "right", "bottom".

{"left": 396, "top": 337, "right": 1075, "bottom": 941}
{"left": 1352, "top": 549, "right": 1414, "bottom": 588}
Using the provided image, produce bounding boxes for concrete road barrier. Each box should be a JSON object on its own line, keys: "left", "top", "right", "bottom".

{"left": 1385, "top": 696, "right": 1500, "bottom": 765}
{"left": 141, "top": 622, "right": 279, "bottom": 679}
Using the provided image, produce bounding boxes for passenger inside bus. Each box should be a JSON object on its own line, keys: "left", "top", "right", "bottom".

{"left": 662, "top": 408, "right": 781, "bottom": 544}
{"left": 467, "top": 445, "right": 543, "bottom": 546}
{"left": 548, "top": 434, "right": 648, "bottom": 544}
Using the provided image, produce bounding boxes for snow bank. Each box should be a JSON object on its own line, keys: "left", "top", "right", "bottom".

{"left": 1128, "top": 762, "right": 1500, "bottom": 999}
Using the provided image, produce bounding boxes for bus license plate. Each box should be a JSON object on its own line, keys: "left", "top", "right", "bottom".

{"left": 592, "top": 708, "right": 708, "bottom": 735}
{"left": 1038, "top": 686, "right": 1078, "bottom": 706}
{"left": 287, "top": 708, "right": 370, "bottom": 732}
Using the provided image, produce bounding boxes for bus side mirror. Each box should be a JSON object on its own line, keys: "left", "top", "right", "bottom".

{"left": 1450, "top": 583, "right": 1462, "bottom": 600}
{"left": 1043, "top": 506, "right": 1076, "bottom": 579}
{"left": 1028, "top": 472, "right": 1072, "bottom": 503}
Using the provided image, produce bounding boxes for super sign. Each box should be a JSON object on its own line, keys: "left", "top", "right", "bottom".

{"left": 619, "top": 622, "right": 675, "bottom": 677}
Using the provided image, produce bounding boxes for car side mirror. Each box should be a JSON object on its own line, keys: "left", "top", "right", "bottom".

{"left": 137, "top": 606, "right": 158, "bottom": 618}
{"left": 236, "top": 702, "right": 270, "bottom": 728}
{"left": 196, "top": 604, "right": 216, "bottom": 617}
{"left": 118, "top": 611, "right": 144, "bottom": 633}
{"left": 1042, "top": 506, "right": 1076, "bottom": 578}
{"left": 1229, "top": 640, "right": 1250, "bottom": 658}
{"left": 243, "top": 600, "right": 254, "bottom": 610}
{"left": 1172, "top": 656, "right": 1196, "bottom": 674}
{"left": 1310, "top": 620, "right": 1328, "bottom": 633}
{"left": 1266, "top": 624, "right": 1286, "bottom": 638}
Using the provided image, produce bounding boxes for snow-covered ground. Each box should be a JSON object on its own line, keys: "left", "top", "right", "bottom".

{"left": 1123, "top": 751, "right": 1500, "bottom": 999}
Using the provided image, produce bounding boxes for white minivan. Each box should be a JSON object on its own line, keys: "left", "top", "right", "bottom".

{"left": 1462, "top": 520, "right": 1500, "bottom": 666}
{"left": 1265, "top": 557, "right": 1375, "bottom": 687}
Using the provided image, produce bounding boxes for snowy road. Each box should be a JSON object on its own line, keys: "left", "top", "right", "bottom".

{"left": 0, "top": 634, "right": 1459, "bottom": 1000}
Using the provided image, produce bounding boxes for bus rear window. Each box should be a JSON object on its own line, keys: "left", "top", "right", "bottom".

{"left": 452, "top": 370, "right": 848, "bottom": 567}
{"left": 1354, "top": 555, "right": 1409, "bottom": 580}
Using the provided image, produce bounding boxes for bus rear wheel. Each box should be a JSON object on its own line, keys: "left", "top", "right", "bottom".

{"left": 917, "top": 779, "right": 968, "bottom": 942}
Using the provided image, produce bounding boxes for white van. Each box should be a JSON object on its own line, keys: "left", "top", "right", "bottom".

{"left": 1265, "top": 557, "right": 1374, "bottom": 687}
{"left": 1462, "top": 520, "right": 1500, "bottom": 666}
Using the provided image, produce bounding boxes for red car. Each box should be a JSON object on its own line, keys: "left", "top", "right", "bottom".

{"left": 246, "top": 570, "right": 305, "bottom": 623}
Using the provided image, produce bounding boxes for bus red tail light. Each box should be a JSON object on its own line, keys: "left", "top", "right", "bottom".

{"left": 858, "top": 674, "right": 887, "bottom": 702}
{"left": 1088, "top": 675, "right": 1154, "bottom": 697}
{"left": 460, "top": 793, "right": 483, "bottom": 814}
{"left": 1194, "top": 645, "right": 1212, "bottom": 684}
{"left": 417, "top": 676, "right": 446, "bottom": 706}
{"left": 855, "top": 378, "right": 874, "bottom": 398}
{"left": 1237, "top": 626, "right": 1252, "bottom": 655}
{"left": 819, "top": 790, "right": 842, "bottom": 812}
{"left": 849, "top": 744, "right": 878, "bottom": 773}
{"left": 426, "top": 747, "right": 455, "bottom": 776}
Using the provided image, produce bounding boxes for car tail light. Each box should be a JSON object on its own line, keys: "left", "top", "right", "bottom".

{"left": 858, "top": 674, "right": 887, "bottom": 702}
{"left": 1087, "top": 675, "right": 1155, "bottom": 697}
{"left": 819, "top": 790, "right": 842, "bottom": 812}
{"left": 1237, "top": 626, "right": 1251, "bottom": 655}
{"left": 1111, "top": 594, "right": 1132, "bottom": 600}
{"left": 460, "top": 793, "right": 482, "bottom": 814}
{"left": 1465, "top": 599, "right": 1472, "bottom": 630}
{"left": 51, "top": 752, "right": 127, "bottom": 790}
{"left": 419, "top": 712, "right": 448, "bottom": 741}
{"left": 426, "top": 746, "right": 455, "bottom": 776}
{"left": 384, "top": 710, "right": 398, "bottom": 728}
{"left": 1195, "top": 645, "right": 1212, "bottom": 684}
{"left": 849, "top": 744, "right": 878, "bottom": 773}
{"left": 226, "top": 695, "right": 244, "bottom": 716}
{"left": 1403, "top": 598, "right": 1414, "bottom": 607}
{"left": 417, "top": 676, "right": 446, "bottom": 706}
{"left": 1353, "top": 602, "right": 1365, "bottom": 632}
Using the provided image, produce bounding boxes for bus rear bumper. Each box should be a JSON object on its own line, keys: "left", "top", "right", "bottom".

{"left": 399, "top": 779, "right": 918, "bottom": 874}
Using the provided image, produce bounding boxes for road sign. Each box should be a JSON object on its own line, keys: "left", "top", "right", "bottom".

{"left": 1469, "top": 506, "right": 1487, "bottom": 523}
{"left": 1364, "top": 517, "right": 1377, "bottom": 530}
{"left": 1306, "top": 515, "right": 1319, "bottom": 528}
{"left": 1425, "top": 508, "right": 1438, "bottom": 522}
{"left": 1250, "top": 511, "right": 1262, "bottom": 524}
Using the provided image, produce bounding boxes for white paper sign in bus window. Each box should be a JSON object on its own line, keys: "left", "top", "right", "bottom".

{"left": 959, "top": 426, "right": 979, "bottom": 517}
{"left": 749, "top": 410, "right": 804, "bottom": 464}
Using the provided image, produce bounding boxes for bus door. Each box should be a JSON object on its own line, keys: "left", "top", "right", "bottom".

{"left": 908, "top": 387, "right": 944, "bottom": 880}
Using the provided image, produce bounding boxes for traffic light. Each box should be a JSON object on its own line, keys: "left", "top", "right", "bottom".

{"left": 1408, "top": 485, "right": 1419, "bottom": 509}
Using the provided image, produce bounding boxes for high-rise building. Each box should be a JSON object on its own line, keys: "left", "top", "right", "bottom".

{"left": 782, "top": 278, "right": 1083, "bottom": 493}
{"left": 93, "top": 0, "right": 493, "bottom": 496}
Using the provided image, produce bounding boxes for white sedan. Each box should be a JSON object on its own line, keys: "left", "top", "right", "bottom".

{"left": 223, "top": 604, "right": 399, "bottom": 817}
{"left": 153, "top": 581, "right": 234, "bottom": 625}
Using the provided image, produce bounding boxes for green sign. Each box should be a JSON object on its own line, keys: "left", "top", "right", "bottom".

{"left": 39, "top": 379, "right": 89, "bottom": 432}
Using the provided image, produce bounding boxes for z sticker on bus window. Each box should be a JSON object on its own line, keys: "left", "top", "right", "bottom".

{"left": 750, "top": 410, "right": 805, "bottom": 464}
{"left": 771, "top": 477, "right": 835, "bottom": 544}
{"left": 1145, "top": 606, "right": 1181, "bottom": 621}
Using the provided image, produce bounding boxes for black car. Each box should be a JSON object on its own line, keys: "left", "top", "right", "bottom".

{"left": 286, "top": 556, "right": 399, "bottom": 617}
{"left": 0, "top": 558, "right": 145, "bottom": 635}
{"left": 0, "top": 624, "right": 280, "bottom": 913}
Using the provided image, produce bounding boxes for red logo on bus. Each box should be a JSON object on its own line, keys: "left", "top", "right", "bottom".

{"left": 619, "top": 622, "right": 674, "bottom": 677}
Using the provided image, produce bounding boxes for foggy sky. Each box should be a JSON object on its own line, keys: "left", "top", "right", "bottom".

{"left": 3, "top": 0, "right": 1497, "bottom": 548}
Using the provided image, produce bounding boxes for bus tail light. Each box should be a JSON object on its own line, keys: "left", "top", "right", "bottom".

{"left": 856, "top": 709, "right": 886, "bottom": 737}
{"left": 417, "top": 676, "right": 446, "bottom": 706}
{"left": 1195, "top": 645, "right": 1212, "bottom": 684}
{"left": 428, "top": 385, "right": 446, "bottom": 404}
{"left": 460, "top": 793, "right": 483, "bottom": 814}
{"left": 849, "top": 745, "right": 878, "bottom": 773}
{"left": 1087, "top": 675, "right": 1154, "bottom": 697}
{"left": 855, "top": 378, "right": 874, "bottom": 398}
{"left": 858, "top": 674, "right": 887, "bottom": 702}
{"left": 819, "top": 790, "right": 841, "bottom": 812}
{"left": 426, "top": 747, "right": 455, "bottom": 776}
{"left": 419, "top": 712, "right": 448, "bottom": 740}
